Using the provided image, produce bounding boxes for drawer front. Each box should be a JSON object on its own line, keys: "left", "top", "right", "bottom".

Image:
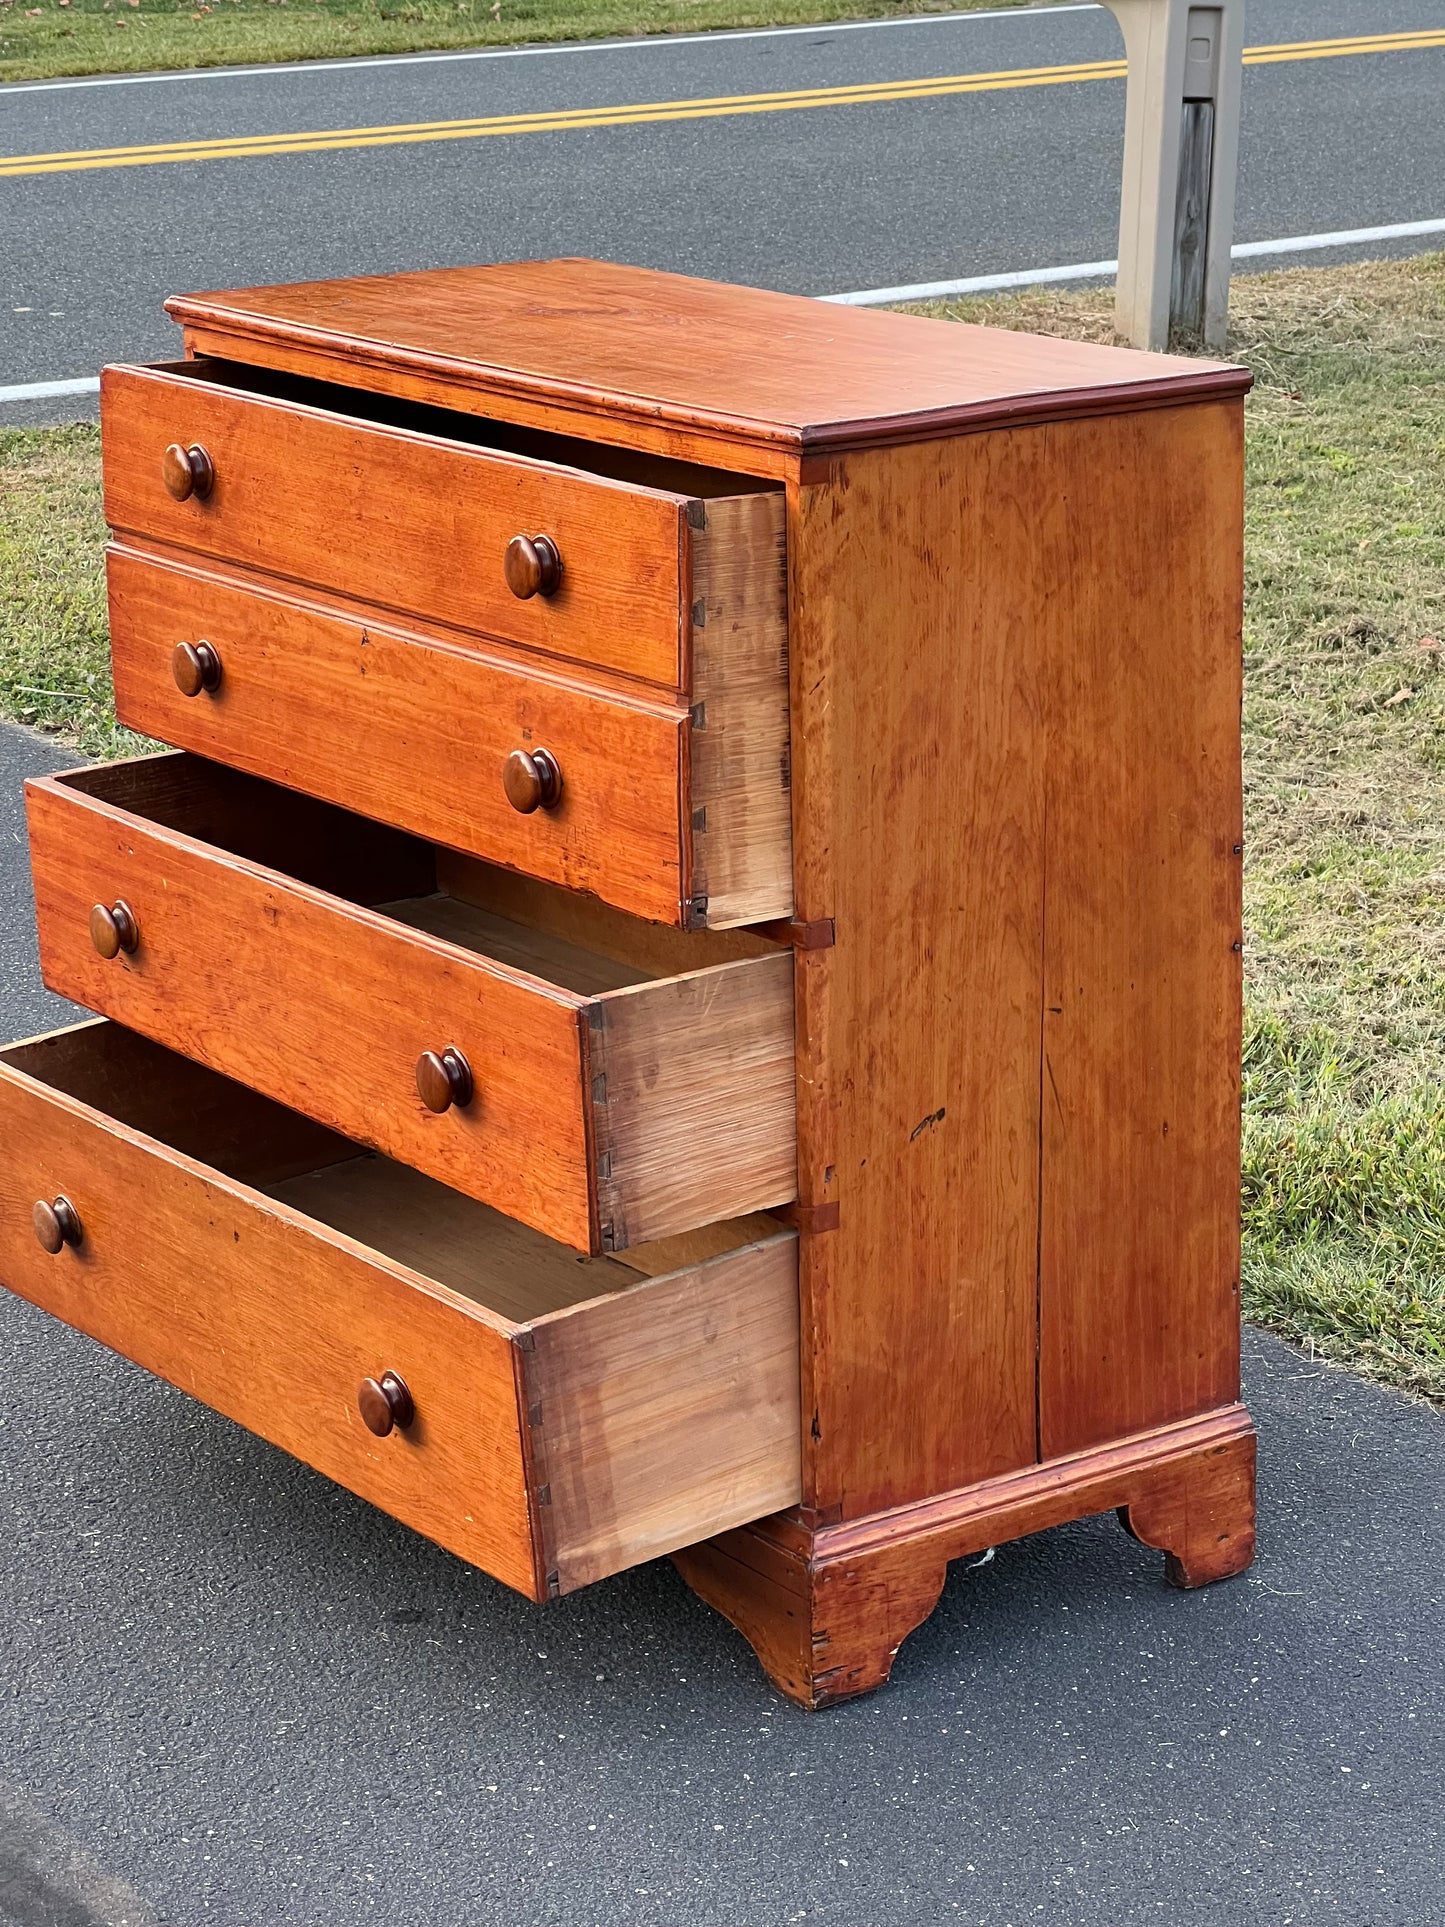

{"left": 26, "top": 766, "right": 595, "bottom": 1252}
{"left": 108, "top": 545, "right": 692, "bottom": 927}
{"left": 101, "top": 362, "right": 692, "bottom": 688}
{"left": 26, "top": 758, "right": 797, "bottom": 1255}
{"left": 0, "top": 1025, "right": 543, "bottom": 1596}
{"left": 0, "top": 1023, "right": 802, "bottom": 1599}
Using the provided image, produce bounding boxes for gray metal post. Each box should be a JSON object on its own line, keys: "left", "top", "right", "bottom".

{"left": 1102, "top": 0, "right": 1246, "bottom": 351}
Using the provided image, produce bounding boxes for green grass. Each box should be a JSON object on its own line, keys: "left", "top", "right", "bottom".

{"left": 0, "top": 0, "right": 1034, "bottom": 86}
{"left": 4, "top": 254, "right": 1445, "bottom": 1403}
{"left": 0, "top": 424, "right": 146, "bottom": 756}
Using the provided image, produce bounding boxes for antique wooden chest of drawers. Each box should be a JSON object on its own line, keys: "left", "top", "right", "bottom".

{"left": 1, "top": 260, "right": 1256, "bottom": 1705}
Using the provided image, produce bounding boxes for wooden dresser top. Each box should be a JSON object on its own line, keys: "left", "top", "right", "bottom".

{"left": 166, "top": 258, "right": 1249, "bottom": 466}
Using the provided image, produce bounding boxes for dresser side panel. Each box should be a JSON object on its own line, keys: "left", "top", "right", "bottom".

{"left": 1037, "top": 398, "right": 1245, "bottom": 1454}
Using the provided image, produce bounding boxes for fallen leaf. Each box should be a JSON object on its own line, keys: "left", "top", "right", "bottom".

{"left": 1384, "top": 687, "right": 1414, "bottom": 708}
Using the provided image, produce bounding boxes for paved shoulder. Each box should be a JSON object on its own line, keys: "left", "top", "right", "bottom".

{"left": 0, "top": 720, "right": 85, "bottom": 1040}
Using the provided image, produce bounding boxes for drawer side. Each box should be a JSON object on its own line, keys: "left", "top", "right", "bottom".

{"left": 524, "top": 1233, "right": 801, "bottom": 1593}
{"left": 689, "top": 493, "right": 794, "bottom": 928}
{"left": 589, "top": 952, "right": 798, "bottom": 1252}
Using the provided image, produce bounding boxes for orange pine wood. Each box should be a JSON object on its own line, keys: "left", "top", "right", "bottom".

{"left": 674, "top": 1406, "right": 1255, "bottom": 1706}
{"left": 101, "top": 360, "right": 695, "bottom": 689}
{"left": 26, "top": 756, "right": 795, "bottom": 1254}
{"left": 1037, "top": 400, "right": 1246, "bottom": 1456}
{"left": 0, "top": 1022, "right": 803, "bottom": 1601}
{"left": 166, "top": 259, "right": 1250, "bottom": 472}
{"left": 105, "top": 544, "right": 693, "bottom": 926}
{"left": 785, "top": 429, "right": 1051, "bottom": 1515}
{"left": 0, "top": 264, "right": 1262, "bottom": 1706}
{"left": 0, "top": 1023, "right": 543, "bottom": 1598}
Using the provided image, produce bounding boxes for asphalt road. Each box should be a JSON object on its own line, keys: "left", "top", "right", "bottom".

{"left": 1, "top": 707, "right": 1444, "bottom": 1927}
{"left": 4, "top": 0, "right": 1445, "bottom": 425}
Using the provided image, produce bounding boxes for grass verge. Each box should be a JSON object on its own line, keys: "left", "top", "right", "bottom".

{"left": 3, "top": 253, "right": 1444, "bottom": 1402}
{"left": 1, "top": 0, "right": 1034, "bottom": 87}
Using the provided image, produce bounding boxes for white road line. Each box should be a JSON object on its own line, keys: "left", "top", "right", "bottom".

{"left": 0, "top": 375, "right": 101, "bottom": 402}
{"left": 7, "top": 217, "right": 1443, "bottom": 404}
{"left": 825, "top": 257, "right": 1119, "bottom": 303}
{"left": 3, "top": 4, "right": 1101, "bottom": 94}
{"left": 824, "top": 216, "right": 1445, "bottom": 304}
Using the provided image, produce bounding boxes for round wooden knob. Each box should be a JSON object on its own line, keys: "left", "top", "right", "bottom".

{"left": 172, "top": 640, "right": 222, "bottom": 697}
{"left": 415, "top": 1046, "right": 473, "bottom": 1114}
{"left": 161, "top": 442, "right": 214, "bottom": 503}
{"left": 503, "top": 747, "right": 562, "bottom": 815}
{"left": 33, "top": 1195, "right": 82, "bottom": 1255}
{"left": 89, "top": 899, "right": 140, "bottom": 960}
{"left": 503, "top": 533, "right": 562, "bottom": 600}
{"left": 358, "top": 1370, "right": 414, "bottom": 1438}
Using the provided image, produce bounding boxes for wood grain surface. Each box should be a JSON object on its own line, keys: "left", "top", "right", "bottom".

{"left": 106, "top": 545, "right": 695, "bottom": 926}
{"left": 689, "top": 493, "right": 794, "bottom": 927}
{"left": 528, "top": 1232, "right": 801, "bottom": 1592}
{"left": 780, "top": 400, "right": 1247, "bottom": 1518}
{"left": 27, "top": 756, "right": 796, "bottom": 1252}
{"left": 590, "top": 953, "right": 797, "bottom": 1251}
{"left": 1036, "top": 399, "right": 1245, "bottom": 1456}
{"left": 785, "top": 428, "right": 1051, "bottom": 1517}
{"left": 101, "top": 360, "right": 697, "bottom": 688}
{"left": 0, "top": 1021, "right": 544, "bottom": 1598}
{"left": 164, "top": 259, "right": 1252, "bottom": 473}
{"left": 674, "top": 1403, "right": 1255, "bottom": 1705}
{"left": 0, "top": 1023, "right": 804, "bottom": 1600}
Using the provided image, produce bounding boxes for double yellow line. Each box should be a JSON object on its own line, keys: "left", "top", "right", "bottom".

{"left": 2, "top": 26, "right": 1441, "bottom": 179}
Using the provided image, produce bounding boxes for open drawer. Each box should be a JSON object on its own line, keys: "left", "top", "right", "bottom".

{"left": 26, "top": 755, "right": 797, "bottom": 1254}
{"left": 0, "top": 1021, "right": 801, "bottom": 1598}
{"left": 100, "top": 356, "right": 787, "bottom": 696}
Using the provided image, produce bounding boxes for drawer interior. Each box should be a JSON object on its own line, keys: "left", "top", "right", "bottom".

{"left": 56, "top": 754, "right": 781, "bottom": 991}
{"left": 154, "top": 357, "right": 783, "bottom": 503}
{"left": 2, "top": 1020, "right": 779, "bottom": 1322}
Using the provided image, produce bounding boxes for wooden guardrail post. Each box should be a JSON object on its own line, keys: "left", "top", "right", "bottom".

{"left": 1102, "top": 0, "right": 1245, "bottom": 350}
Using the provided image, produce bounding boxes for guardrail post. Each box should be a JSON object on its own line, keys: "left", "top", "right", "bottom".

{"left": 1102, "top": 0, "right": 1245, "bottom": 351}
